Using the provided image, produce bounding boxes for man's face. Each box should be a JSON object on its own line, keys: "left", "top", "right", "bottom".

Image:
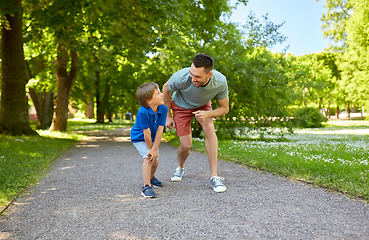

{"left": 189, "top": 63, "right": 213, "bottom": 87}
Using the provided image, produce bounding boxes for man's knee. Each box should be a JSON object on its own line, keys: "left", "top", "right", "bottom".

{"left": 202, "top": 120, "right": 215, "bottom": 134}
{"left": 179, "top": 135, "right": 192, "bottom": 151}
{"left": 180, "top": 141, "right": 192, "bottom": 151}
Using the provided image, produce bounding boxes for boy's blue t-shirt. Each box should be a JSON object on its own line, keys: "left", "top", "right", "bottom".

{"left": 130, "top": 105, "right": 168, "bottom": 143}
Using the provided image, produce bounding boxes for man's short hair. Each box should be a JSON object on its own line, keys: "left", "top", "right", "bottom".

{"left": 193, "top": 53, "right": 214, "bottom": 73}
{"left": 136, "top": 82, "right": 159, "bottom": 108}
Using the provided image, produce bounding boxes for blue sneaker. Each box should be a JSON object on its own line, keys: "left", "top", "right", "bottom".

{"left": 210, "top": 176, "right": 227, "bottom": 193}
{"left": 150, "top": 176, "right": 163, "bottom": 188}
{"left": 141, "top": 185, "right": 156, "bottom": 198}
{"left": 171, "top": 167, "right": 184, "bottom": 182}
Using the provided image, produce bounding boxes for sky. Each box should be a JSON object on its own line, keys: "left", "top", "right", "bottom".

{"left": 229, "top": 0, "right": 332, "bottom": 56}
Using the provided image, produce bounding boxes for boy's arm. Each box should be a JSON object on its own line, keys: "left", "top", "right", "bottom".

{"left": 147, "top": 126, "right": 165, "bottom": 161}
{"left": 143, "top": 128, "right": 153, "bottom": 152}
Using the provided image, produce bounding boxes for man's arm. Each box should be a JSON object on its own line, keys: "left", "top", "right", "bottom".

{"left": 193, "top": 96, "right": 229, "bottom": 122}
{"left": 162, "top": 81, "right": 176, "bottom": 129}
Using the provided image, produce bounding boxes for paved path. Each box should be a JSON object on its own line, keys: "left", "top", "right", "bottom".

{"left": 1, "top": 128, "right": 368, "bottom": 239}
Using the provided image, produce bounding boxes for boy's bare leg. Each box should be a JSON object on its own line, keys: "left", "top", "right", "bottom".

{"left": 177, "top": 134, "right": 192, "bottom": 168}
{"left": 142, "top": 158, "right": 152, "bottom": 186}
{"left": 150, "top": 160, "right": 158, "bottom": 179}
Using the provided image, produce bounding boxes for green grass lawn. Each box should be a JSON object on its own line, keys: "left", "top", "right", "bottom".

{"left": 0, "top": 119, "right": 134, "bottom": 213}
{"left": 188, "top": 120, "right": 369, "bottom": 201}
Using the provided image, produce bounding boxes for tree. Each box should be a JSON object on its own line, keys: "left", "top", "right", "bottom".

{"left": 319, "top": 0, "right": 353, "bottom": 51}
{"left": 297, "top": 53, "right": 336, "bottom": 111}
{"left": 26, "top": 57, "right": 54, "bottom": 129}
{"left": 49, "top": 42, "right": 78, "bottom": 131}
{"left": 0, "top": 0, "right": 37, "bottom": 135}
{"left": 339, "top": 0, "right": 369, "bottom": 112}
{"left": 320, "top": 0, "right": 369, "bottom": 113}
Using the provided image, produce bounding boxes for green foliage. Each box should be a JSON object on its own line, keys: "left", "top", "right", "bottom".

{"left": 320, "top": 0, "right": 352, "bottom": 50}
{"left": 293, "top": 107, "right": 328, "bottom": 128}
{"left": 338, "top": 0, "right": 369, "bottom": 111}
{"left": 320, "top": 0, "right": 369, "bottom": 113}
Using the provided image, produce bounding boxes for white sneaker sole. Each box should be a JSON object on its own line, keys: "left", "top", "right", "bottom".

{"left": 171, "top": 176, "right": 182, "bottom": 182}
{"left": 141, "top": 192, "right": 156, "bottom": 198}
{"left": 212, "top": 186, "right": 227, "bottom": 193}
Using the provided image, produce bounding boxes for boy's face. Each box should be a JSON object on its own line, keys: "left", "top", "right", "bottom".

{"left": 189, "top": 63, "right": 213, "bottom": 87}
{"left": 148, "top": 88, "right": 164, "bottom": 106}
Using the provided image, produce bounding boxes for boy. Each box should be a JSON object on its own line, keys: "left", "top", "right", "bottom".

{"left": 130, "top": 82, "right": 168, "bottom": 198}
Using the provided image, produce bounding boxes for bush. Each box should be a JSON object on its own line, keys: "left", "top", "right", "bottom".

{"left": 293, "top": 107, "right": 328, "bottom": 128}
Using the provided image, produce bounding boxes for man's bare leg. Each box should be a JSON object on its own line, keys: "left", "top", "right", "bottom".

{"left": 200, "top": 118, "right": 218, "bottom": 177}
{"left": 199, "top": 118, "right": 226, "bottom": 192}
{"left": 171, "top": 134, "right": 192, "bottom": 181}
{"left": 177, "top": 134, "right": 192, "bottom": 168}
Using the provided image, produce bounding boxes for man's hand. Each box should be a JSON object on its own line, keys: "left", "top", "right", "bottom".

{"left": 193, "top": 110, "right": 210, "bottom": 122}
{"left": 165, "top": 117, "right": 176, "bottom": 129}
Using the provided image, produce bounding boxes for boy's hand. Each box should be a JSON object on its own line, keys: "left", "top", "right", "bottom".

{"left": 146, "top": 153, "right": 154, "bottom": 163}
{"left": 147, "top": 149, "right": 158, "bottom": 162}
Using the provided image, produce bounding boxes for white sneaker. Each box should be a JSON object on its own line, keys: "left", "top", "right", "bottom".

{"left": 210, "top": 176, "right": 227, "bottom": 193}
{"left": 171, "top": 167, "right": 184, "bottom": 182}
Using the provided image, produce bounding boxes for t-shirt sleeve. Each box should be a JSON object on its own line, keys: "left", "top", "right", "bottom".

{"left": 159, "top": 105, "right": 168, "bottom": 126}
{"left": 168, "top": 76, "right": 181, "bottom": 92}
{"left": 217, "top": 80, "right": 228, "bottom": 100}
{"left": 168, "top": 68, "right": 189, "bottom": 92}
{"left": 136, "top": 111, "right": 149, "bottom": 130}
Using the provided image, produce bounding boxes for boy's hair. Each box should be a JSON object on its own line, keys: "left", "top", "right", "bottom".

{"left": 136, "top": 82, "right": 159, "bottom": 108}
{"left": 193, "top": 53, "right": 214, "bottom": 73}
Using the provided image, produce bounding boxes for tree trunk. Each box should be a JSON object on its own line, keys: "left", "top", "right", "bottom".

{"left": 85, "top": 93, "right": 94, "bottom": 119}
{"left": 327, "top": 101, "right": 331, "bottom": 118}
{"left": 49, "top": 42, "right": 78, "bottom": 131}
{"left": 336, "top": 106, "right": 339, "bottom": 119}
{"left": 41, "top": 91, "right": 54, "bottom": 129}
{"left": 0, "top": 0, "right": 37, "bottom": 135}
{"left": 34, "top": 56, "right": 54, "bottom": 129}
{"left": 346, "top": 101, "right": 350, "bottom": 118}
{"left": 94, "top": 54, "right": 104, "bottom": 123}
{"left": 104, "top": 81, "right": 111, "bottom": 122}
{"left": 26, "top": 57, "right": 54, "bottom": 129}
{"left": 96, "top": 81, "right": 110, "bottom": 123}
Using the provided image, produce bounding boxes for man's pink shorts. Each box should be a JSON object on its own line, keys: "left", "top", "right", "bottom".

{"left": 171, "top": 100, "right": 212, "bottom": 137}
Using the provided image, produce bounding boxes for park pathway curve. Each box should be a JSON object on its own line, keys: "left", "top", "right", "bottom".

{"left": 1, "top": 127, "right": 368, "bottom": 239}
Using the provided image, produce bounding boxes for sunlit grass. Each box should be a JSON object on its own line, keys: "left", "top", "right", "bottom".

{"left": 189, "top": 120, "right": 369, "bottom": 201}
{"left": 67, "top": 118, "right": 134, "bottom": 131}
{"left": 0, "top": 133, "right": 78, "bottom": 212}
{"left": 0, "top": 118, "right": 134, "bottom": 213}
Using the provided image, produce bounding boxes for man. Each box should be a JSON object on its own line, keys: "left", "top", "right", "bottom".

{"left": 162, "top": 53, "right": 229, "bottom": 193}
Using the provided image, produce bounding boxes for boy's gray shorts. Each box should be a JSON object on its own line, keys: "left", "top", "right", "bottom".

{"left": 133, "top": 141, "right": 159, "bottom": 160}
